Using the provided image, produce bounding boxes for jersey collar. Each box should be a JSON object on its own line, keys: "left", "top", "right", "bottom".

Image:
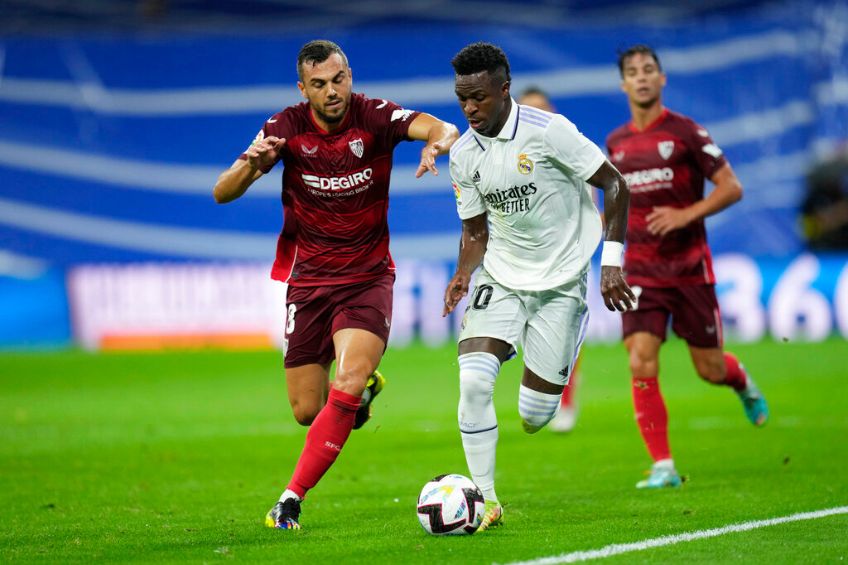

{"left": 473, "top": 97, "right": 519, "bottom": 148}
{"left": 628, "top": 107, "right": 669, "bottom": 133}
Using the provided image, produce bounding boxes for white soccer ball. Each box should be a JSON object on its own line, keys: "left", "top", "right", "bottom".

{"left": 416, "top": 474, "right": 485, "bottom": 535}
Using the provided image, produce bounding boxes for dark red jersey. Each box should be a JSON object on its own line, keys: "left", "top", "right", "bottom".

{"left": 240, "top": 93, "right": 420, "bottom": 287}
{"left": 606, "top": 109, "right": 727, "bottom": 287}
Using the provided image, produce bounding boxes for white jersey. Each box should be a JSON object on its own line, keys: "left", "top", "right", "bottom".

{"left": 450, "top": 99, "right": 606, "bottom": 291}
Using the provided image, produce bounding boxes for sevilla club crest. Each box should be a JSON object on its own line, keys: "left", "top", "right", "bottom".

{"left": 658, "top": 141, "right": 674, "bottom": 160}
{"left": 349, "top": 138, "right": 364, "bottom": 159}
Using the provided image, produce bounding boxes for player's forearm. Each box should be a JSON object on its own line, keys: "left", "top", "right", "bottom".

{"left": 213, "top": 160, "right": 261, "bottom": 204}
{"left": 456, "top": 241, "right": 486, "bottom": 275}
{"left": 427, "top": 121, "right": 460, "bottom": 154}
{"left": 686, "top": 178, "right": 742, "bottom": 221}
{"left": 601, "top": 174, "right": 630, "bottom": 243}
{"left": 456, "top": 220, "right": 488, "bottom": 275}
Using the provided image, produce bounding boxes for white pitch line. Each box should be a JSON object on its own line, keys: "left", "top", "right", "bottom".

{"left": 500, "top": 506, "right": 848, "bottom": 565}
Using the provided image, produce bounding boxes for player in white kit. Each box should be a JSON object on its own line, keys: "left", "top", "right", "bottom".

{"left": 443, "top": 42, "right": 635, "bottom": 530}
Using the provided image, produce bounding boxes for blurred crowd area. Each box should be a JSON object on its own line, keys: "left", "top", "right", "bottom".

{"left": 0, "top": 0, "right": 802, "bottom": 32}
{"left": 0, "top": 0, "right": 846, "bottom": 348}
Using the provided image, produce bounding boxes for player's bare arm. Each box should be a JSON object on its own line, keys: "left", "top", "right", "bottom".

{"left": 588, "top": 160, "right": 636, "bottom": 312}
{"left": 213, "top": 136, "right": 286, "bottom": 203}
{"left": 407, "top": 113, "right": 460, "bottom": 178}
{"left": 443, "top": 213, "right": 488, "bottom": 316}
{"left": 646, "top": 162, "right": 743, "bottom": 236}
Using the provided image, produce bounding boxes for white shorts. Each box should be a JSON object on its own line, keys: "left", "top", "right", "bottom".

{"left": 458, "top": 268, "right": 590, "bottom": 385}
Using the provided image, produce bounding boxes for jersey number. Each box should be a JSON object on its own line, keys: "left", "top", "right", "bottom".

{"left": 285, "top": 304, "right": 297, "bottom": 334}
{"left": 472, "top": 285, "right": 494, "bottom": 310}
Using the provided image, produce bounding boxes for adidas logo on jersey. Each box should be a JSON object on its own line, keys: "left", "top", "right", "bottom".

{"left": 472, "top": 170, "right": 481, "bottom": 184}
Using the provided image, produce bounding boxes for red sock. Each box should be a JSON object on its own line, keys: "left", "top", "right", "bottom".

{"left": 287, "top": 387, "right": 360, "bottom": 499}
{"left": 561, "top": 371, "right": 577, "bottom": 408}
{"left": 632, "top": 376, "right": 671, "bottom": 462}
{"left": 723, "top": 352, "right": 748, "bottom": 392}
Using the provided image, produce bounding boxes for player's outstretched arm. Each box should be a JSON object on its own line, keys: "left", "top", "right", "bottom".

{"left": 213, "top": 136, "right": 286, "bottom": 204}
{"left": 443, "top": 213, "right": 488, "bottom": 317}
{"left": 588, "top": 160, "right": 636, "bottom": 312}
{"left": 646, "top": 162, "right": 743, "bottom": 236}
{"left": 407, "top": 113, "right": 460, "bottom": 178}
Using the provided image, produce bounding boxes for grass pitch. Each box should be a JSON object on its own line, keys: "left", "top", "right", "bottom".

{"left": 1, "top": 339, "right": 846, "bottom": 563}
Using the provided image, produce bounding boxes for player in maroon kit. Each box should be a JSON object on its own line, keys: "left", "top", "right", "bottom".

{"left": 606, "top": 45, "right": 769, "bottom": 489}
{"left": 212, "top": 40, "right": 459, "bottom": 528}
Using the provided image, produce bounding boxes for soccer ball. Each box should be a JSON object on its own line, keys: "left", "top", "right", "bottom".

{"left": 416, "top": 474, "right": 485, "bottom": 535}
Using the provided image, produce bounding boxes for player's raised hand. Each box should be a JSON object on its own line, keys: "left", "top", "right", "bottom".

{"left": 415, "top": 143, "right": 443, "bottom": 178}
{"left": 600, "top": 266, "right": 636, "bottom": 312}
{"left": 246, "top": 136, "right": 286, "bottom": 170}
{"left": 646, "top": 206, "right": 693, "bottom": 236}
{"left": 443, "top": 271, "right": 471, "bottom": 316}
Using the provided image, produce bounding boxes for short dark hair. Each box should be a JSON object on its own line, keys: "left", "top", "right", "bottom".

{"left": 520, "top": 85, "right": 549, "bottom": 99}
{"left": 297, "top": 40, "right": 349, "bottom": 80}
{"left": 617, "top": 44, "right": 662, "bottom": 77}
{"left": 451, "top": 42, "right": 511, "bottom": 82}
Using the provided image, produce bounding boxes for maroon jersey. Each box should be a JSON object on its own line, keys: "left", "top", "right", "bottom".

{"left": 240, "top": 93, "right": 420, "bottom": 287}
{"left": 606, "top": 109, "right": 727, "bottom": 287}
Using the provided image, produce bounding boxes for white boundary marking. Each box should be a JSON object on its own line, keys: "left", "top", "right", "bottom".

{"left": 500, "top": 506, "right": 848, "bottom": 565}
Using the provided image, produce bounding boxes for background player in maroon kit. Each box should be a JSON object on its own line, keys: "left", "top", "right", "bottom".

{"left": 606, "top": 45, "right": 769, "bottom": 489}
{"left": 212, "top": 40, "right": 459, "bottom": 528}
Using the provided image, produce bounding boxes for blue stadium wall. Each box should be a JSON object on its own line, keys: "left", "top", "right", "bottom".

{"left": 1, "top": 2, "right": 847, "bottom": 347}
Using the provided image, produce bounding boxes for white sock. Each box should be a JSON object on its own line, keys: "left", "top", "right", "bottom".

{"left": 653, "top": 458, "right": 675, "bottom": 471}
{"left": 457, "top": 352, "right": 500, "bottom": 502}
{"left": 279, "top": 489, "right": 302, "bottom": 503}
{"left": 518, "top": 384, "right": 561, "bottom": 433}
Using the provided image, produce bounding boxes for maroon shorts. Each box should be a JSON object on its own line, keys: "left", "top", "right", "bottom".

{"left": 622, "top": 284, "right": 722, "bottom": 348}
{"left": 282, "top": 272, "right": 394, "bottom": 368}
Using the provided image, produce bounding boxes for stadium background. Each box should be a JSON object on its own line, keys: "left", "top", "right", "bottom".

{"left": 1, "top": 0, "right": 847, "bottom": 349}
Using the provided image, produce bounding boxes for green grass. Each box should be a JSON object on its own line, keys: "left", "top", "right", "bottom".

{"left": 0, "top": 339, "right": 846, "bottom": 563}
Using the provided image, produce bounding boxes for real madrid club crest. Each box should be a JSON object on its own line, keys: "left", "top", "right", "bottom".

{"left": 517, "top": 153, "right": 533, "bottom": 175}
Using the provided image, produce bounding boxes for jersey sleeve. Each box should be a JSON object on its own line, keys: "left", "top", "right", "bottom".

{"left": 543, "top": 115, "right": 606, "bottom": 181}
{"left": 362, "top": 97, "right": 422, "bottom": 147}
{"left": 450, "top": 155, "right": 485, "bottom": 220}
{"left": 238, "top": 112, "right": 290, "bottom": 173}
{"left": 683, "top": 119, "right": 727, "bottom": 179}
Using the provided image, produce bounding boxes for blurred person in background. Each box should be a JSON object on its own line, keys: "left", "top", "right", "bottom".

{"left": 213, "top": 39, "right": 459, "bottom": 530}
{"left": 518, "top": 86, "right": 584, "bottom": 434}
{"left": 607, "top": 44, "right": 769, "bottom": 489}
{"left": 444, "top": 42, "right": 634, "bottom": 529}
{"left": 801, "top": 146, "right": 848, "bottom": 250}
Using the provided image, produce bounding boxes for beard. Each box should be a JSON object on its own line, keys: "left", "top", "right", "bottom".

{"left": 314, "top": 100, "right": 347, "bottom": 124}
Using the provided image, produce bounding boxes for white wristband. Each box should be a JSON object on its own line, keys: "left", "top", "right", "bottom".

{"left": 600, "top": 241, "right": 624, "bottom": 267}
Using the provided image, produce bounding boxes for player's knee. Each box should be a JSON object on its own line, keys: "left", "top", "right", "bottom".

{"left": 333, "top": 365, "right": 371, "bottom": 397}
{"left": 459, "top": 370, "right": 495, "bottom": 405}
{"left": 291, "top": 402, "right": 321, "bottom": 426}
{"left": 628, "top": 349, "right": 658, "bottom": 376}
{"left": 458, "top": 353, "right": 499, "bottom": 405}
{"left": 518, "top": 384, "right": 560, "bottom": 434}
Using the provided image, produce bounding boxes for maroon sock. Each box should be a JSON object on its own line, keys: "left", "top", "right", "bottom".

{"left": 723, "top": 352, "right": 748, "bottom": 392}
{"left": 287, "top": 387, "right": 360, "bottom": 498}
{"left": 632, "top": 376, "right": 671, "bottom": 462}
